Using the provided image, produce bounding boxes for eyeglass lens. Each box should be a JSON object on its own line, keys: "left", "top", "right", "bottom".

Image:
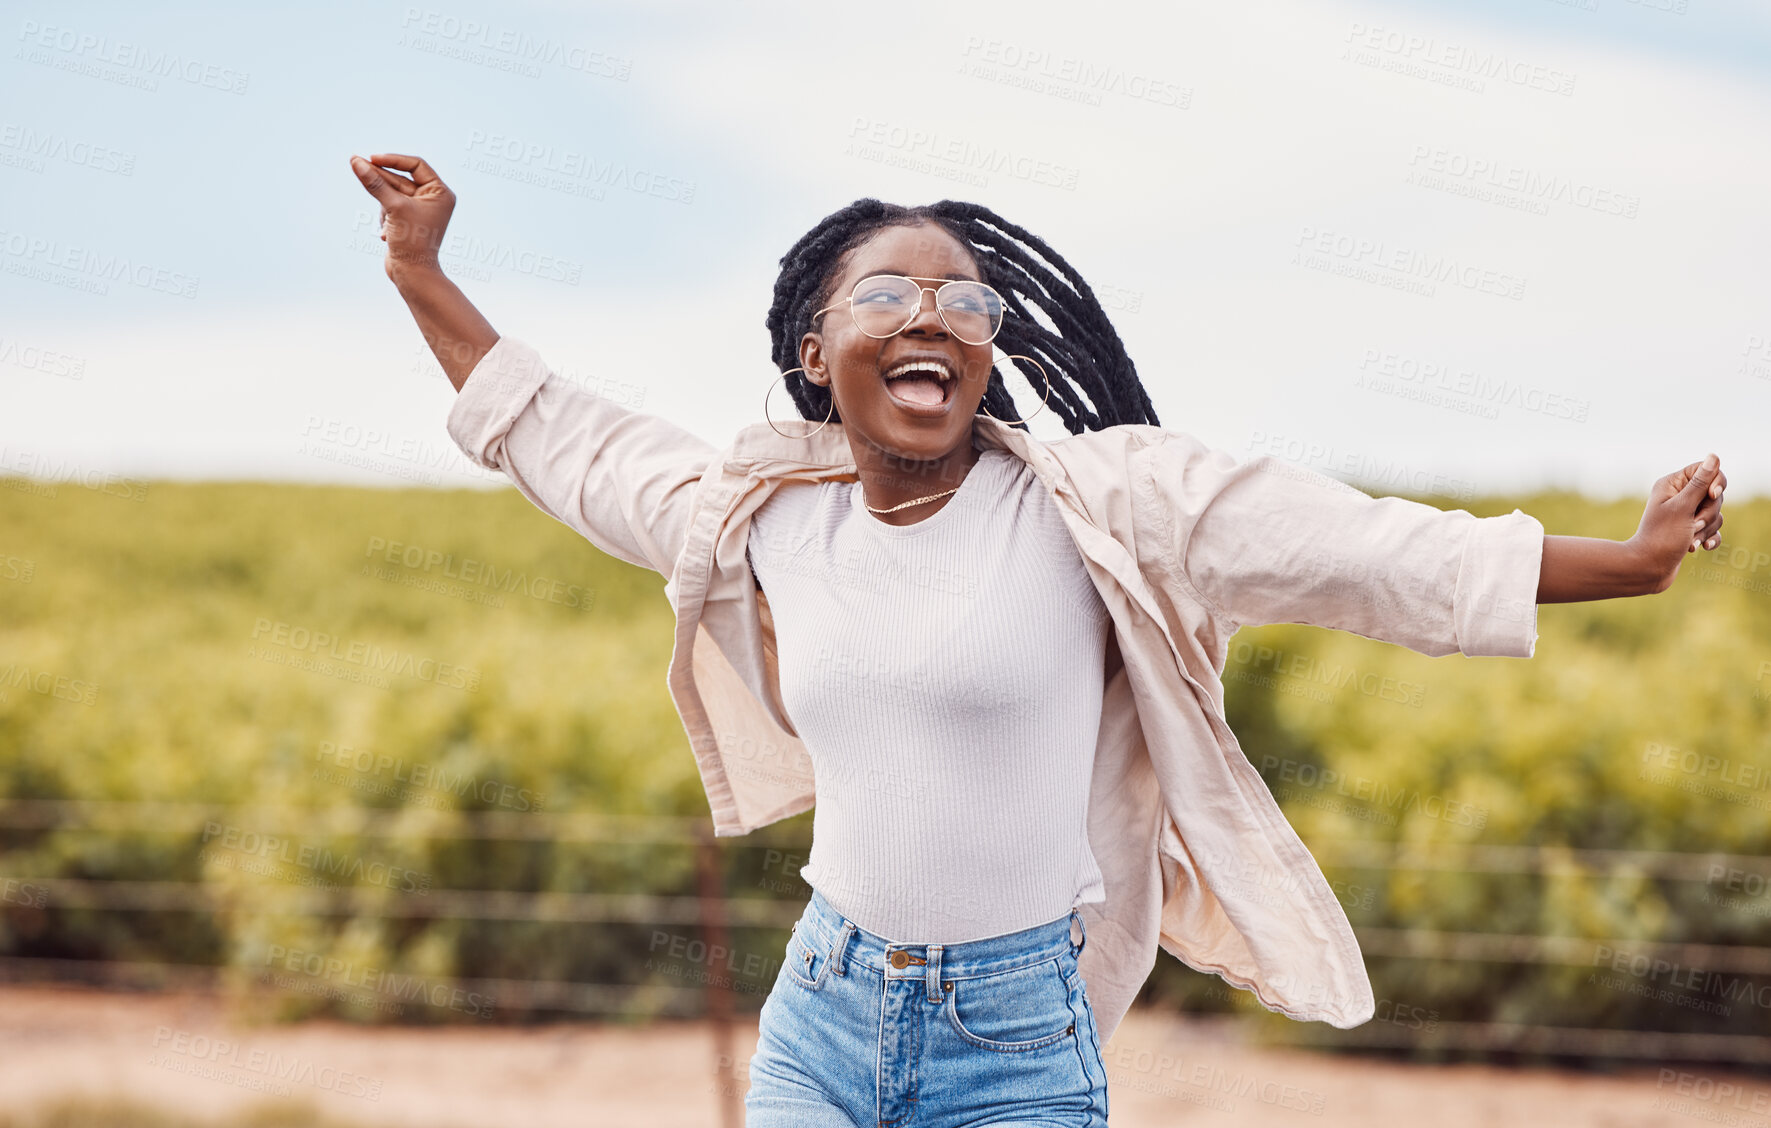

{"left": 849, "top": 275, "right": 1003, "bottom": 345}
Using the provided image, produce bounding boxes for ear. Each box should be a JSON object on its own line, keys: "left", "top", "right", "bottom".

{"left": 799, "top": 332, "right": 830, "bottom": 387}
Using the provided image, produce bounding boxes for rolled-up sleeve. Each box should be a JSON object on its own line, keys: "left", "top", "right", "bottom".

{"left": 1150, "top": 433, "right": 1543, "bottom": 658}
{"left": 445, "top": 335, "right": 716, "bottom": 576}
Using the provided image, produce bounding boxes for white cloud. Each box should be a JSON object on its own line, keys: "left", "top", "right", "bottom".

{"left": 9, "top": 0, "right": 1769, "bottom": 498}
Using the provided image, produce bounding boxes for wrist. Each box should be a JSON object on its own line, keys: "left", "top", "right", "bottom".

{"left": 1622, "top": 534, "right": 1669, "bottom": 596}
{"left": 386, "top": 253, "right": 444, "bottom": 286}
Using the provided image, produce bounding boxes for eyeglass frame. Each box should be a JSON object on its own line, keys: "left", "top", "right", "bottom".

{"left": 811, "top": 274, "right": 1006, "bottom": 345}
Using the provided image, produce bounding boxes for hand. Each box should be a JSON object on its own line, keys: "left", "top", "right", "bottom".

{"left": 348, "top": 153, "right": 456, "bottom": 276}
{"left": 1627, "top": 453, "right": 1727, "bottom": 594}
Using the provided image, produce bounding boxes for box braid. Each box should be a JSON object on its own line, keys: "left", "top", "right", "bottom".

{"left": 764, "top": 198, "right": 1159, "bottom": 434}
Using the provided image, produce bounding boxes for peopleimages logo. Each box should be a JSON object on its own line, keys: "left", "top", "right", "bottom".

{"left": 1355, "top": 347, "right": 1589, "bottom": 422}
{"left": 15, "top": 21, "right": 251, "bottom": 94}
{"left": 263, "top": 945, "right": 496, "bottom": 1018}
{"left": 397, "top": 7, "right": 632, "bottom": 81}
{"left": 0, "top": 335, "right": 86, "bottom": 379}
{"left": 248, "top": 618, "right": 480, "bottom": 691}
{"left": 1405, "top": 145, "right": 1638, "bottom": 219}
{"left": 0, "top": 124, "right": 136, "bottom": 175}
{"left": 464, "top": 131, "right": 695, "bottom": 204}
{"left": 363, "top": 536, "right": 593, "bottom": 611}
{"left": 0, "top": 662, "right": 97, "bottom": 706}
{"left": 1294, "top": 226, "right": 1527, "bottom": 301}
{"left": 1231, "top": 642, "right": 1428, "bottom": 709}
{"left": 845, "top": 117, "right": 1080, "bottom": 191}
{"left": 199, "top": 821, "right": 433, "bottom": 894}
{"left": 1341, "top": 21, "right": 1577, "bottom": 96}
{"left": 1653, "top": 1070, "right": 1771, "bottom": 1118}
{"left": 1641, "top": 740, "right": 1771, "bottom": 793}
{"left": 149, "top": 1027, "right": 380, "bottom": 1101}
{"left": 0, "top": 228, "right": 199, "bottom": 298}
{"left": 313, "top": 740, "right": 544, "bottom": 812}
{"left": 957, "top": 36, "right": 1191, "bottom": 110}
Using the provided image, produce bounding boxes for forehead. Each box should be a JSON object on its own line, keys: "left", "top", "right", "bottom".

{"left": 837, "top": 222, "right": 980, "bottom": 285}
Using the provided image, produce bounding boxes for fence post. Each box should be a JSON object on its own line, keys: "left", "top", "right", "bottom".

{"left": 694, "top": 818, "right": 737, "bottom": 1128}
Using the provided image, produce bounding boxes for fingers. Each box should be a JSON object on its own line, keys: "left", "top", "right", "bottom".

{"left": 349, "top": 156, "right": 418, "bottom": 208}
{"left": 358, "top": 157, "right": 417, "bottom": 197}
{"left": 1671, "top": 453, "right": 1721, "bottom": 509}
{"left": 1687, "top": 464, "right": 1727, "bottom": 542}
{"left": 369, "top": 153, "right": 443, "bottom": 188}
{"left": 1692, "top": 512, "right": 1723, "bottom": 552}
{"left": 349, "top": 155, "right": 400, "bottom": 203}
{"left": 1657, "top": 463, "right": 1696, "bottom": 500}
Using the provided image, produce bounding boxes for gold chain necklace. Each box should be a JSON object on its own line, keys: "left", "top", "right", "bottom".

{"left": 864, "top": 485, "right": 961, "bottom": 515}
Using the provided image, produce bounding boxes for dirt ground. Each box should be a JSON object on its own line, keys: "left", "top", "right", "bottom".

{"left": 0, "top": 985, "right": 1764, "bottom": 1127}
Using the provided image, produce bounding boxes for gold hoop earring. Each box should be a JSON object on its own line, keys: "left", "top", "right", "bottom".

{"left": 980, "top": 355, "right": 1052, "bottom": 426}
{"left": 765, "top": 367, "right": 835, "bottom": 438}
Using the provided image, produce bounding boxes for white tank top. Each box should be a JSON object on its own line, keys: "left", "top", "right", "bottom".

{"left": 745, "top": 443, "right": 1110, "bottom": 943}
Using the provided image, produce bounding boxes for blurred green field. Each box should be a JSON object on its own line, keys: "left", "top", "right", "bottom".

{"left": 1, "top": 477, "right": 1768, "bottom": 1063}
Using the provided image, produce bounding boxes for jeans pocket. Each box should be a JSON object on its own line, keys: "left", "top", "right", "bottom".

{"left": 782, "top": 923, "right": 830, "bottom": 991}
{"left": 945, "top": 958, "right": 1077, "bottom": 1053}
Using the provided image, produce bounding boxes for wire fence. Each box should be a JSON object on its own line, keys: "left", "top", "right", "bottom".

{"left": 6, "top": 799, "right": 1769, "bottom": 875}
{"left": 4, "top": 799, "right": 1771, "bottom": 1064}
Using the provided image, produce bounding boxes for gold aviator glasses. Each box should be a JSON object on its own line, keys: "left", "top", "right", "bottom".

{"left": 813, "top": 274, "right": 1005, "bottom": 346}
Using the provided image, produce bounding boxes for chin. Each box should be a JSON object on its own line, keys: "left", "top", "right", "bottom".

{"left": 863, "top": 416, "right": 974, "bottom": 464}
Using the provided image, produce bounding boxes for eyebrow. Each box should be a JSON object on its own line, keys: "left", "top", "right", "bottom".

{"left": 864, "top": 267, "right": 979, "bottom": 282}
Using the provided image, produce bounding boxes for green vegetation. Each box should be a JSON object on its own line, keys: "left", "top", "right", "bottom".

{"left": 1, "top": 479, "right": 1768, "bottom": 1063}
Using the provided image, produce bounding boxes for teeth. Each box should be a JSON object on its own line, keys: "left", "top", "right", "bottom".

{"left": 883, "top": 359, "right": 953, "bottom": 382}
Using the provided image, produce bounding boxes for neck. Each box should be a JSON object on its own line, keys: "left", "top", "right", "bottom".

{"left": 853, "top": 434, "right": 981, "bottom": 526}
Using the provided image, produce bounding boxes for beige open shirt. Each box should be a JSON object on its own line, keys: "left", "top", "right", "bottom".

{"left": 445, "top": 335, "right": 1545, "bottom": 1043}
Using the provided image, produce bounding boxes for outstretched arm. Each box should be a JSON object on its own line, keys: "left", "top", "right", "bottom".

{"left": 349, "top": 152, "right": 496, "bottom": 389}
{"left": 1152, "top": 434, "right": 1546, "bottom": 659}
{"left": 1537, "top": 454, "right": 1727, "bottom": 603}
{"left": 1152, "top": 435, "right": 1731, "bottom": 661}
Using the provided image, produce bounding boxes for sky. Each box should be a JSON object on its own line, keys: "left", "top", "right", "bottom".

{"left": 4, "top": 0, "right": 1769, "bottom": 504}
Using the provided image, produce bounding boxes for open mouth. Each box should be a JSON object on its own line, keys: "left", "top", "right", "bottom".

{"left": 880, "top": 356, "right": 958, "bottom": 409}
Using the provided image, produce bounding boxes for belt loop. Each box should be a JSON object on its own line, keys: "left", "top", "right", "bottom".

{"left": 925, "top": 944, "right": 944, "bottom": 1003}
{"left": 831, "top": 921, "right": 856, "bottom": 976}
{"left": 1070, "top": 908, "right": 1087, "bottom": 956}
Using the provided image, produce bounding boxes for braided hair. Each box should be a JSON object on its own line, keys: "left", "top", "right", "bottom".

{"left": 764, "top": 199, "right": 1159, "bottom": 434}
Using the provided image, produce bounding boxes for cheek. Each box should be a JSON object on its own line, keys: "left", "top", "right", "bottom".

{"left": 832, "top": 341, "right": 882, "bottom": 391}
{"left": 820, "top": 357, "right": 866, "bottom": 416}
{"left": 960, "top": 351, "right": 994, "bottom": 392}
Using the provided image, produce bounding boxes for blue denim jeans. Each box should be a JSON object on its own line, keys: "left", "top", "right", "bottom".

{"left": 745, "top": 888, "right": 1109, "bottom": 1127}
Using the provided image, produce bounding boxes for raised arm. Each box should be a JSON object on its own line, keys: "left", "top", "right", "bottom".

{"left": 348, "top": 152, "right": 716, "bottom": 576}
{"left": 349, "top": 152, "right": 496, "bottom": 389}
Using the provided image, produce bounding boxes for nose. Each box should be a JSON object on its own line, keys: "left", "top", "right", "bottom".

{"left": 900, "top": 286, "right": 948, "bottom": 338}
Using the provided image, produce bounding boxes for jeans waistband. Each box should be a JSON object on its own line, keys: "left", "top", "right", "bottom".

{"left": 794, "top": 887, "right": 1088, "bottom": 985}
